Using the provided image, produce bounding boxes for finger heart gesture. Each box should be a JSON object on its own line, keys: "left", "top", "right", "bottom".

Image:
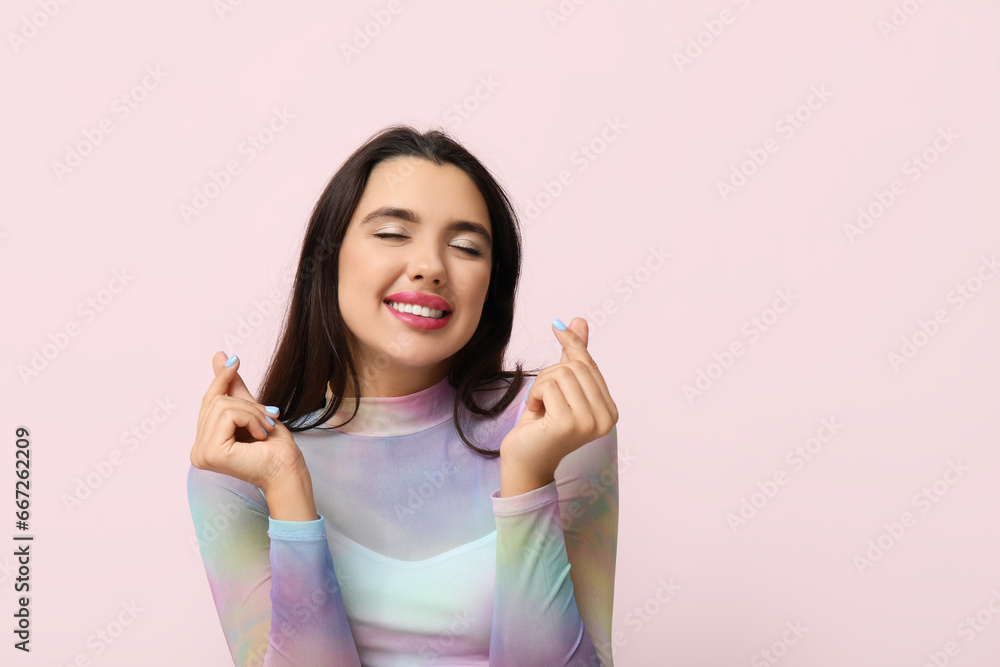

{"left": 189, "top": 352, "right": 306, "bottom": 492}
{"left": 501, "top": 317, "right": 619, "bottom": 490}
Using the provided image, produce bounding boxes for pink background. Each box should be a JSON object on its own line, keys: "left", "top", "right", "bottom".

{"left": 3, "top": 1, "right": 999, "bottom": 665}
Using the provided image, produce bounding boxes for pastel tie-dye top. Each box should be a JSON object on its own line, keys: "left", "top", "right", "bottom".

{"left": 187, "top": 374, "right": 619, "bottom": 666}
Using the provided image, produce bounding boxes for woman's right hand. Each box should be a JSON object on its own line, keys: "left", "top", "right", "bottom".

{"left": 190, "top": 351, "right": 308, "bottom": 495}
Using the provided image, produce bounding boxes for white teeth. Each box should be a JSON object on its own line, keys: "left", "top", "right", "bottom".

{"left": 388, "top": 301, "right": 446, "bottom": 319}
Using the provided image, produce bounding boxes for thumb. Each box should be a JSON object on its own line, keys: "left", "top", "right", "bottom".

{"left": 557, "top": 317, "right": 590, "bottom": 364}
{"left": 211, "top": 351, "right": 258, "bottom": 403}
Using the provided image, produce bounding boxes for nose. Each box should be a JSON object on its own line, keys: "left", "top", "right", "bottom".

{"left": 409, "top": 239, "right": 446, "bottom": 285}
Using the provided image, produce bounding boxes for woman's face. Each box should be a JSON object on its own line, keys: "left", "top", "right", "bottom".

{"left": 337, "top": 156, "right": 493, "bottom": 394}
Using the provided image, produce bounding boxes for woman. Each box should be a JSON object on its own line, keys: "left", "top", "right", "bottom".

{"left": 187, "top": 125, "right": 620, "bottom": 666}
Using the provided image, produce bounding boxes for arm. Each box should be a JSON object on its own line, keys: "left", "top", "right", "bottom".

{"left": 489, "top": 425, "right": 619, "bottom": 667}
{"left": 557, "top": 425, "right": 619, "bottom": 667}
{"left": 187, "top": 464, "right": 362, "bottom": 666}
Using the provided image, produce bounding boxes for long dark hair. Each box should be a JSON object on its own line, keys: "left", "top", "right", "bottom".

{"left": 257, "top": 124, "right": 537, "bottom": 457}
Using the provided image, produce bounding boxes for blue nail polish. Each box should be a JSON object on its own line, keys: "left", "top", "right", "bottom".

{"left": 266, "top": 416, "right": 275, "bottom": 426}
{"left": 265, "top": 406, "right": 279, "bottom": 415}
{"left": 552, "top": 318, "right": 567, "bottom": 331}
{"left": 225, "top": 354, "right": 238, "bottom": 368}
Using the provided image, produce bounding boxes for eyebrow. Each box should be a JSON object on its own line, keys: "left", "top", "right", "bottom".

{"left": 360, "top": 206, "right": 493, "bottom": 248}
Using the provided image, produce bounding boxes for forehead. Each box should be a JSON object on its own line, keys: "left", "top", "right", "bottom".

{"left": 357, "top": 156, "right": 491, "bottom": 232}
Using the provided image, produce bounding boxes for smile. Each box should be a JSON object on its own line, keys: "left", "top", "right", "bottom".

{"left": 386, "top": 300, "right": 447, "bottom": 319}
{"left": 383, "top": 300, "right": 453, "bottom": 331}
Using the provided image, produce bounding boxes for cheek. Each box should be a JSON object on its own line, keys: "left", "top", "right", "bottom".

{"left": 336, "top": 261, "right": 369, "bottom": 316}
{"left": 459, "top": 270, "right": 492, "bottom": 318}
{"left": 339, "top": 247, "right": 380, "bottom": 297}
{"left": 478, "top": 267, "right": 493, "bottom": 300}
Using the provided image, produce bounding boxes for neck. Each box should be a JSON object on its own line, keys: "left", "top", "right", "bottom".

{"left": 341, "top": 365, "right": 451, "bottom": 399}
{"left": 341, "top": 334, "right": 453, "bottom": 398}
{"left": 322, "top": 373, "right": 458, "bottom": 437}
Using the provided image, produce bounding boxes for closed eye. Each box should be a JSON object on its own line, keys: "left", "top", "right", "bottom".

{"left": 454, "top": 245, "right": 482, "bottom": 257}
{"left": 373, "top": 233, "right": 482, "bottom": 257}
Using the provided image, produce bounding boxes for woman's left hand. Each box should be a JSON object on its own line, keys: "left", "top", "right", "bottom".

{"left": 499, "top": 317, "right": 619, "bottom": 496}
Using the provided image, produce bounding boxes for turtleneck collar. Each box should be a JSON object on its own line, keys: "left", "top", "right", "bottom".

{"left": 318, "top": 374, "right": 458, "bottom": 437}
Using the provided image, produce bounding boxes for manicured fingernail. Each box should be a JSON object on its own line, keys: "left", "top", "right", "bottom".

{"left": 225, "top": 354, "right": 238, "bottom": 368}
{"left": 265, "top": 406, "right": 279, "bottom": 415}
{"left": 552, "top": 318, "right": 567, "bottom": 331}
{"left": 266, "top": 416, "right": 275, "bottom": 426}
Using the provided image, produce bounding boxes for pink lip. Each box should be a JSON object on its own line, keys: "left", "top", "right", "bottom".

{"left": 384, "top": 291, "right": 452, "bottom": 312}
{"left": 384, "top": 301, "right": 452, "bottom": 330}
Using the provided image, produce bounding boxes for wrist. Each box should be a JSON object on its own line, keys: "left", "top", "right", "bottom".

{"left": 499, "top": 453, "right": 556, "bottom": 498}
{"left": 261, "top": 466, "right": 318, "bottom": 521}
